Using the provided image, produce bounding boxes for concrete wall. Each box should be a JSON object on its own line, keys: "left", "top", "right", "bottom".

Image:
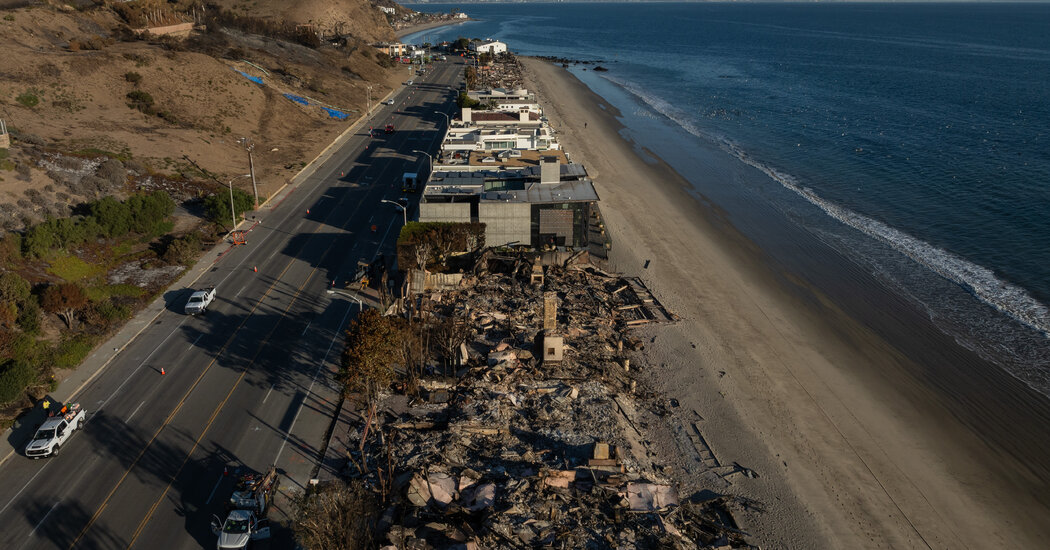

{"left": 419, "top": 202, "right": 471, "bottom": 223}
{"left": 480, "top": 202, "right": 530, "bottom": 247}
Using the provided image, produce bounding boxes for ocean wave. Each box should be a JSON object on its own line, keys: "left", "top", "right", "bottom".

{"left": 604, "top": 74, "right": 1050, "bottom": 337}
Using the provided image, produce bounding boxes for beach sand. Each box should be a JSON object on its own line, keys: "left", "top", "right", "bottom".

{"left": 520, "top": 57, "right": 1050, "bottom": 548}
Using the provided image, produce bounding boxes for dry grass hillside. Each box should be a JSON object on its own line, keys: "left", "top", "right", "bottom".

{"left": 0, "top": 0, "right": 412, "bottom": 419}
{"left": 208, "top": 0, "right": 398, "bottom": 43}
{"left": 0, "top": 0, "right": 403, "bottom": 229}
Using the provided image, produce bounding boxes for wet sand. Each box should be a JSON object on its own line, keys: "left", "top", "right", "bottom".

{"left": 520, "top": 57, "right": 1050, "bottom": 548}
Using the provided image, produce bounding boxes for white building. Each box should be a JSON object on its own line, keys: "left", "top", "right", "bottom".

{"left": 378, "top": 7, "right": 395, "bottom": 15}
{"left": 443, "top": 123, "right": 559, "bottom": 153}
{"left": 470, "top": 39, "right": 507, "bottom": 55}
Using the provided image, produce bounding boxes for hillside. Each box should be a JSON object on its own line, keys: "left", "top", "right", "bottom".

{"left": 0, "top": 0, "right": 407, "bottom": 419}
{"left": 0, "top": 0, "right": 403, "bottom": 230}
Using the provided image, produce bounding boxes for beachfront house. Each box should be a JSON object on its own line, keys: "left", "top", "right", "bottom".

{"left": 470, "top": 39, "right": 507, "bottom": 55}
{"left": 419, "top": 156, "right": 599, "bottom": 249}
{"left": 468, "top": 88, "right": 536, "bottom": 103}
{"left": 442, "top": 124, "right": 560, "bottom": 156}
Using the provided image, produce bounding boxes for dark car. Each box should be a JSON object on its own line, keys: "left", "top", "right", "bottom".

{"left": 385, "top": 124, "right": 395, "bottom": 134}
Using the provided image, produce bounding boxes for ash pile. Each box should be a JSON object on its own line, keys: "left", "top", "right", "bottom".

{"left": 339, "top": 255, "right": 751, "bottom": 549}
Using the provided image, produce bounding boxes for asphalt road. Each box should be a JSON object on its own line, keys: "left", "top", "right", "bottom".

{"left": 0, "top": 58, "right": 463, "bottom": 549}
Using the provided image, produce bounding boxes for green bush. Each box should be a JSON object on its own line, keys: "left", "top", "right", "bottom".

{"left": 124, "top": 71, "right": 142, "bottom": 84}
{"left": 52, "top": 335, "right": 95, "bottom": 370}
{"left": 22, "top": 221, "right": 58, "bottom": 258}
{"left": 16, "top": 91, "right": 39, "bottom": 108}
{"left": 0, "top": 272, "right": 31, "bottom": 304}
{"left": 16, "top": 301, "right": 40, "bottom": 335}
{"left": 161, "top": 233, "right": 201, "bottom": 265}
{"left": 203, "top": 188, "right": 254, "bottom": 228}
{"left": 0, "top": 360, "right": 35, "bottom": 404}
{"left": 126, "top": 90, "right": 154, "bottom": 114}
{"left": 91, "top": 299, "right": 131, "bottom": 325}
{"left": 90, "top": 195, "right": 132, "bottom": 237}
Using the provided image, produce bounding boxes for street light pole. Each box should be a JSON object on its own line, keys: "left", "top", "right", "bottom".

{"left": 326, "top": 289, "right": 363, "bottom": 311}
{"left": 412, "top": 149, "right": 433, "bottom": 179}
{"left": 240, "top": 137, "right": 259, "bottom": 210}
{"left": 380, "top": 199, "right": 407, "bottom": 226}
{"left": 227, "top": 173, "right": 251, "bottom": 232}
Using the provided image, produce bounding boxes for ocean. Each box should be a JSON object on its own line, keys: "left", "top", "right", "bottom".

{"left": 405, "top": 3, "right": 1050, "bottom": 396}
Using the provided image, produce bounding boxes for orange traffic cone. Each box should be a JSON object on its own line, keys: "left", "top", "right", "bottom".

{"left": 160, "top": 367, "right": 166, "bottom": 375}
{"left": 253, "top": 266, "right": 258, "bottom": 273}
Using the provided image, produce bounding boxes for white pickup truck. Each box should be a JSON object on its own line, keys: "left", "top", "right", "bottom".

{"left": 25, "top": 403, "right": 85, "bottom": 459}
{"left": 185, "top": 286, "right": 217, "bottom": 315}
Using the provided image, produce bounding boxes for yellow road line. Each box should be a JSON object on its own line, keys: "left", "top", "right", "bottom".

{"left": 70, "top": 255, "right": 301, "bottom": 549}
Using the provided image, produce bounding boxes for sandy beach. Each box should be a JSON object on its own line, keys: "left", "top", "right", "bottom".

{"left": 520, "top": 57, "right": 1050, "bottom": 548}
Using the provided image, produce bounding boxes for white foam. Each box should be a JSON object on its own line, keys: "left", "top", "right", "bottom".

{"left": 605, "top": 74, "right": 1050, "bottom": 337}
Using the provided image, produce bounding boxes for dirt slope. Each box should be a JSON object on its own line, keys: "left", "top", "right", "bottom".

{"left": 0, "top": 2, "right": 403, "bottom": 229}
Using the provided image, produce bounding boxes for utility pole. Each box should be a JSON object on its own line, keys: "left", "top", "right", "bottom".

{"left": 240, "top": 137, "right": 259, "bottom": 209}
{"left": 366, "top": 85, "right": 373, "bottom": 116}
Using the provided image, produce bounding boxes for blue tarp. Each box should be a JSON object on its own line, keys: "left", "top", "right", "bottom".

{"left": 321, "top": 107, "right": 349, "bottom": 120}
{"left": 283, "top": 93, "right": 309, "bottom": 106}
{"left": 237, "top": 71, "right": 263, "bottom": 85}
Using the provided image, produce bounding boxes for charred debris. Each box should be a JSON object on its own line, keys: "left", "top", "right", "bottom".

{"left": 323, "top": 250, "right": 755, "bottom": 549}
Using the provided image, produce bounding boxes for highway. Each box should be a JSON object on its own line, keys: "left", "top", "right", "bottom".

{"left": 0, "top": 58, "right": 462, "bottom": 549}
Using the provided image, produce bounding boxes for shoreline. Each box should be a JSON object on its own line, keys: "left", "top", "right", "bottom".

{"left": 519, "top": 56, "right": 1050, "bottom": 547}
{"left": 396, "top": 19, "right": 469, "bottom": 41}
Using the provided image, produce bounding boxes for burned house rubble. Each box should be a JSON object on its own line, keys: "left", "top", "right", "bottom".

{"left": 327, "top": 254, "right": 755, "bottom": 549}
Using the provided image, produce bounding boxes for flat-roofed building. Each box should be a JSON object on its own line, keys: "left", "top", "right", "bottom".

{"left": 442, "top": 124, "right": 559, "bottom": 154}
{"left": 420, "top": 156, "right": 598, "bottom": 249}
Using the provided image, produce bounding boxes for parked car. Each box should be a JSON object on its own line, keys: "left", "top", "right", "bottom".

{"left": 385, "top": 124, "right": 395, "bottom": 134}
{"left": 383, "top": 99, "right": 394, "bottom": 105}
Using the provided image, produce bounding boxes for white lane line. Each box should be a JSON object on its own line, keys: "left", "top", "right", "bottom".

{"left": 25, "top": 501, "right": 58, "bottom": 541}
{"left": 0, "top": 461, "right": 51, "bottom": 519}
{"left": 234, "top": 284, "right": 247, "bottom": 298}
{"left": 188, "top": 333, "right": 203, "bottom": 350}
{"left": 300, "top": 321, "right": 312, "bottom": 336}
{"left": 126, "top": 400, "right": 147, "bottom": 424}
{"left": 205, "top": 474, "right": 224, "bottom": 505}
{"left": 267, "top": 247, "right": 279, "bottom": 260}
{"left": 274, "top": 301, "right": 356, "bottom": 464}
{"left": 262, "top": 384, "right": 275, "bottom": 404}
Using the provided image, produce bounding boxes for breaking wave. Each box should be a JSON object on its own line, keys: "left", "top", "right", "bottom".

{"left": 605, "top": 74, "right": 1050, "bottom": 337}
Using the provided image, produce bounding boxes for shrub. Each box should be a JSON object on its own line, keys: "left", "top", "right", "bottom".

{"left": 126, "top": 90, "right": 154, "bottom": 114}
{"left": 91, "top": 195, "right": 132, "bottom": 237}
{"left": 3, "top": 15, "right": 14, "bottom": 22}
{"left": 0, "top": 360, "right": 35, "bottom": 404}
{"left": 203, "top": 188, "right": 254, "bottom": 228}
{"left": 124, "top": 71, "right": 142, "bottom": 84}
{"left": 0, "top": 272, "right": 32, "bottom": 304}
{"left": 52, "top": 335, "right": 95, "bottom": 369}
{"left": 16, "top": 301, "right": 40, "bottom": 335}
{"left": 85, "top": 284, "right": 144, "bottom": 302}
{"left": 15, "top": 91, "right": 39, "bottom": 108}
{"left": 160, "top": 233, "right": 201, "bottom": 265}
{"left": 0, "top": 232, "right": 22, "bottom": 264}
{"left": 90, "top": 298, "right": 132, "bottom": 324}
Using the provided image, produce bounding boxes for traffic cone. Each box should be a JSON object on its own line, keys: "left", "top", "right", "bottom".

{"left": 306, "top": 209, "right": 310, "bottom": 215}
{"left": 160, "top": 367, "right": 166, "bottom": 375}
{"left": 341, "top": 171, "right": 344, "bottom": 176}
{"left": 253, "top": 266, "right": 258, "bottom": 273}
